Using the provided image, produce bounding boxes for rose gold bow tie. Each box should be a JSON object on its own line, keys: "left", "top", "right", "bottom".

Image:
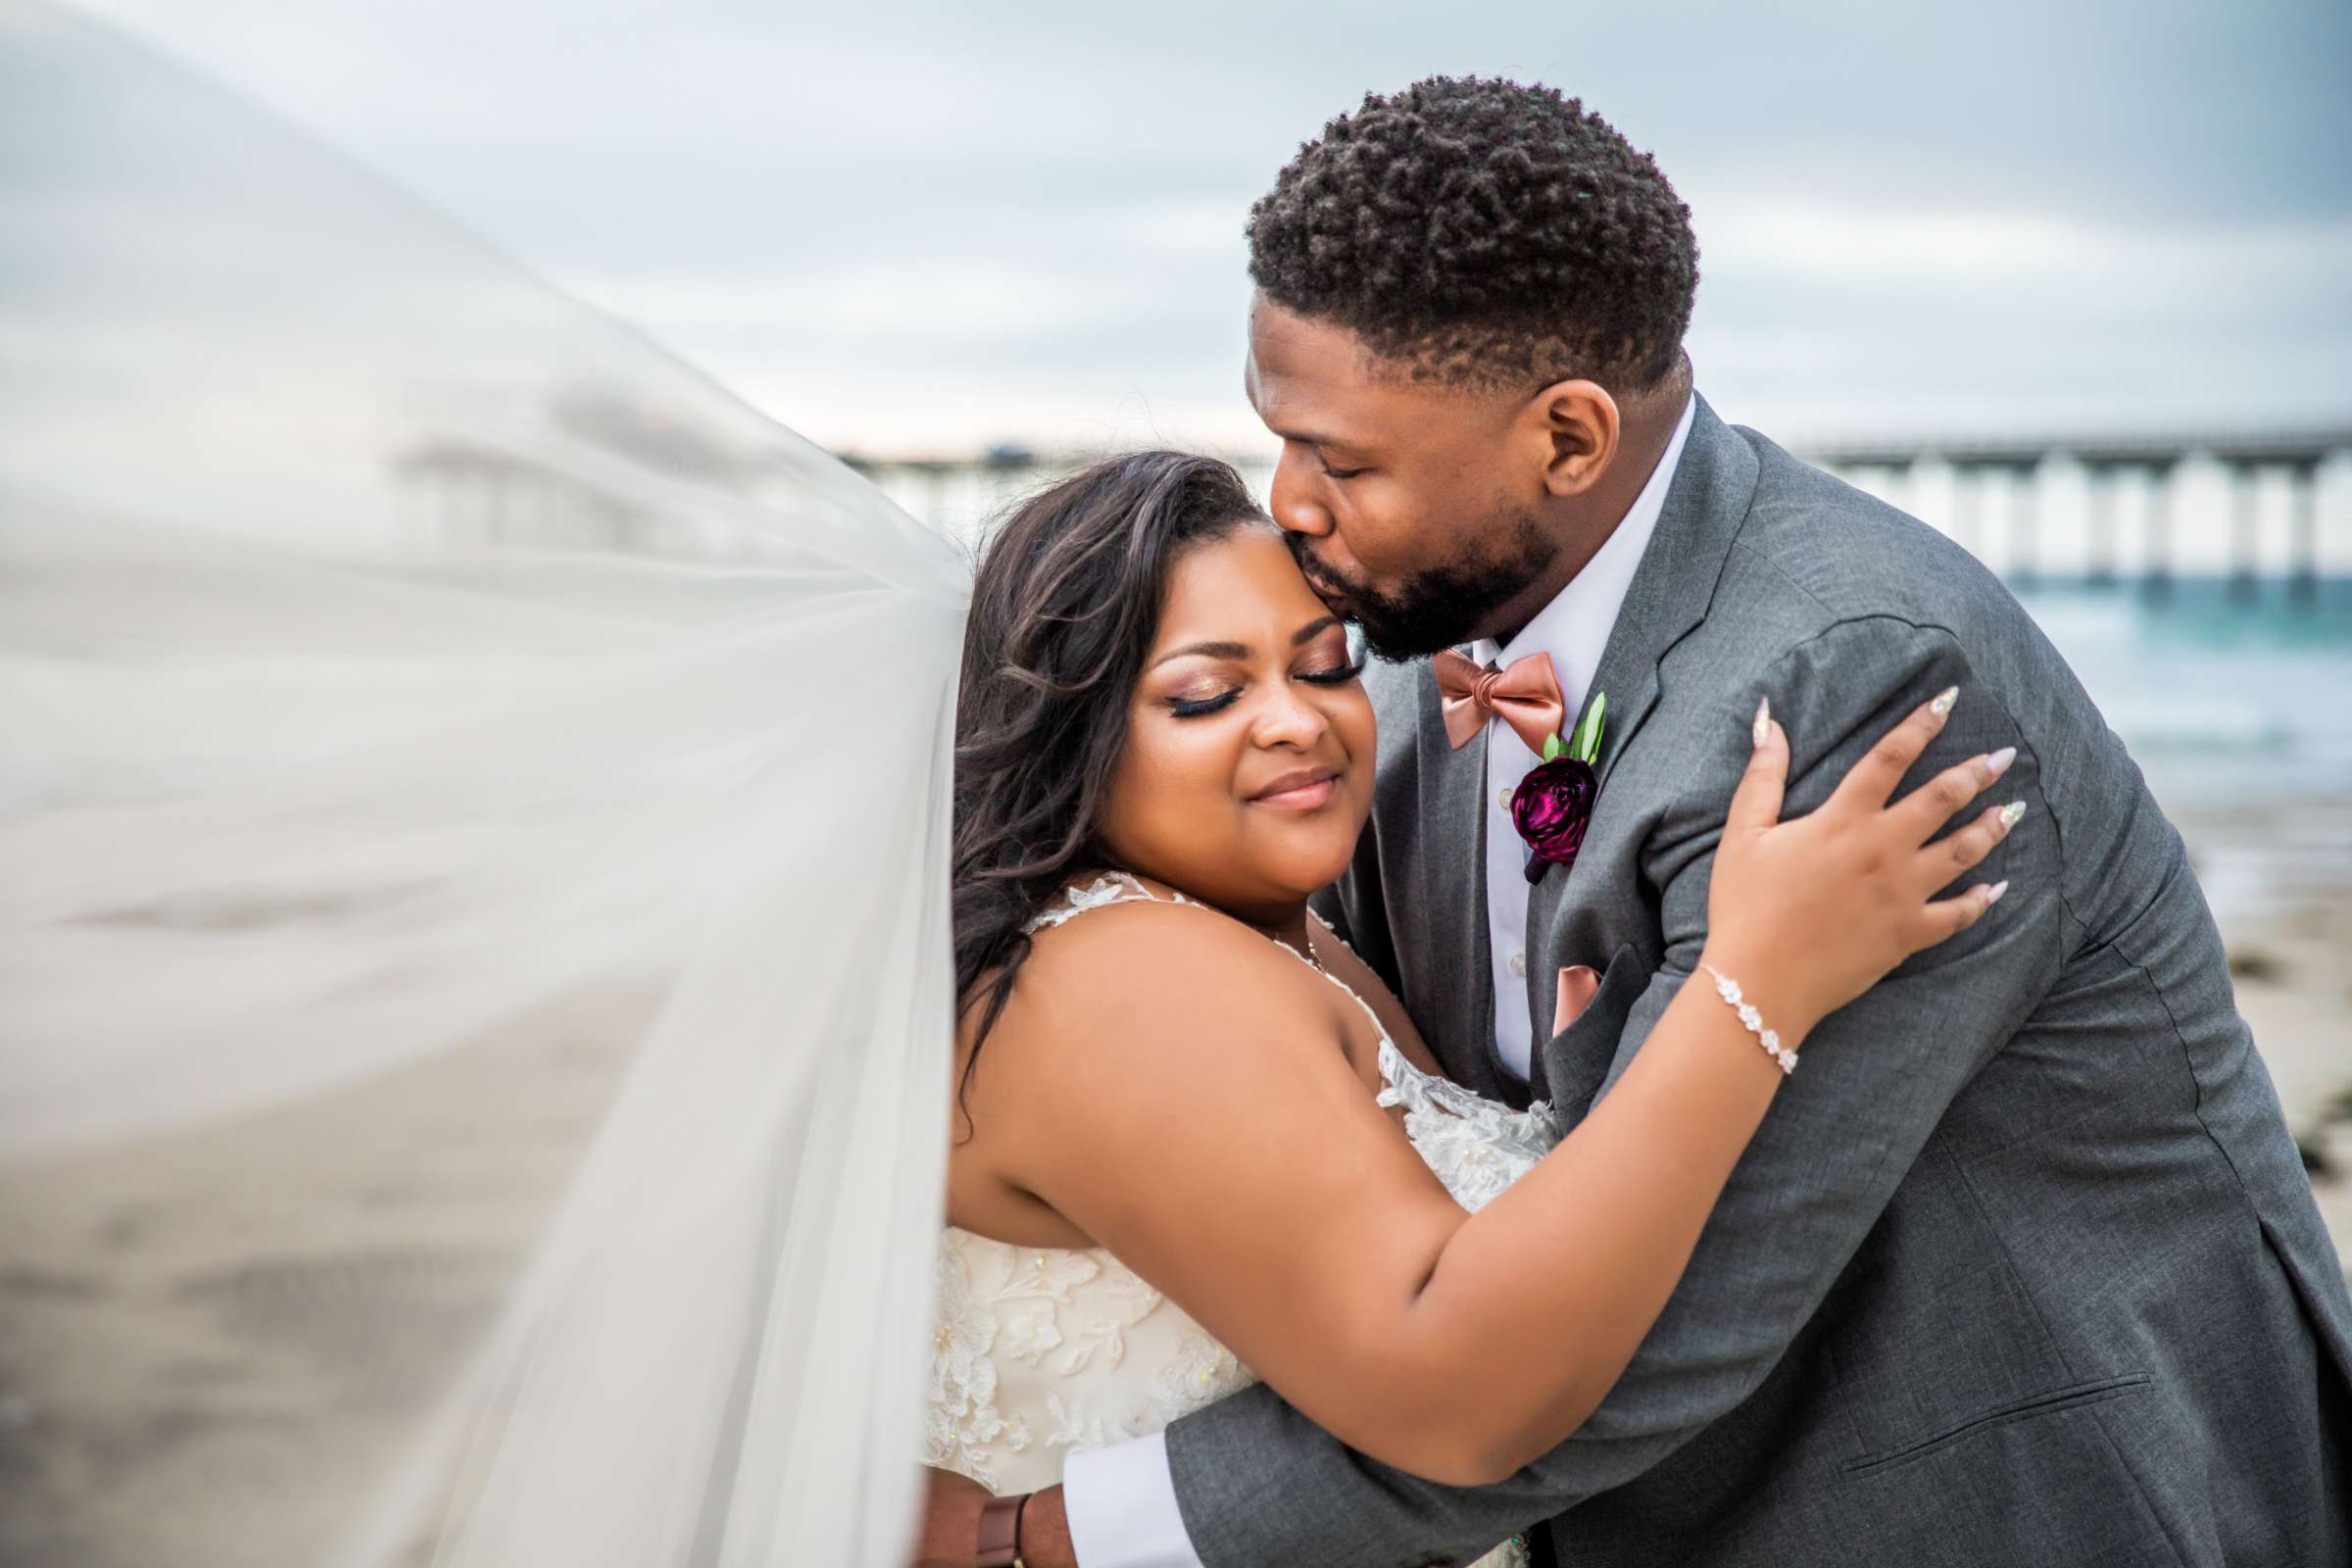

{"left": 1433, "top": 648, "right": 1565, "bottom": 755}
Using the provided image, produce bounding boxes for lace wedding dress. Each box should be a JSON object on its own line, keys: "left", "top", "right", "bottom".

{"left": 928, "top": 876, "right": 1562, "bottom": 1568}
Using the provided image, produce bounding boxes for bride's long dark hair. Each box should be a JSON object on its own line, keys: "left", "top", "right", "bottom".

{"left": 952, "top": 450, "right": 1266, "bottom": 1082}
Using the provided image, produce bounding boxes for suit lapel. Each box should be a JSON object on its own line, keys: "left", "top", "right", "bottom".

{"left": 1526, "top": 396, "right": 1759, "bottom": 936}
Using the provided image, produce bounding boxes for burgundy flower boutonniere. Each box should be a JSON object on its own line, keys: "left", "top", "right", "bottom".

{"left": 1510, "top": 691, "right": 1606, "bottom": 885}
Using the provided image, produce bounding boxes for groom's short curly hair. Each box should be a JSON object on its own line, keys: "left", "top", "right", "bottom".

{"left": 1248, "top": 76, "right": 1697, "bottom": 394}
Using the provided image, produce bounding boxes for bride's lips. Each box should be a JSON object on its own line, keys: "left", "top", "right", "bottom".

{"left": 1249, "top": 764, "right": 1343, "bottom": 810}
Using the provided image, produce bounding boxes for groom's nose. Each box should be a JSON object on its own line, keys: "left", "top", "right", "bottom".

{"left": 1268, "top": 448, "right": 1334, "bottom": 538}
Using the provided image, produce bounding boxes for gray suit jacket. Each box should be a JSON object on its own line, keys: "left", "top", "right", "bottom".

{"left": 1162, "top": 398, "right": 2352, "bottom": 1566}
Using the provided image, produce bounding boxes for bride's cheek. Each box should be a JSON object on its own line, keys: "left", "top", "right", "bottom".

{"left": 1141, "top": 717, "right": 1237, "bottom": 807}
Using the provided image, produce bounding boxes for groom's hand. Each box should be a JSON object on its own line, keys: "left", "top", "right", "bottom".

{"left": 909, "top": 1471, "right": 1077, "bottom": 1568}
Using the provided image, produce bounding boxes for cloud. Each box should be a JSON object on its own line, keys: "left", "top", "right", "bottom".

{"left": 61, "top": 0, "right": 2352, "bottom": 451}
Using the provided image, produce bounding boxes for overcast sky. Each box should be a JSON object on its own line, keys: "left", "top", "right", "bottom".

{"left": 72, "top": 0, "right": 2352, "bottom": 458}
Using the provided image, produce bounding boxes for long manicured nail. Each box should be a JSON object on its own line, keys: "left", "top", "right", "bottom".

{"left": 1984, "top": 746, "right": 2018, "bottom": 779}
{"left": 1751, "top": 697, "right": 1771, "bottom": 750}
{"left": 1997, "top": 800, "right": 2028, "bottom": 830}
{"left": 1984, "top": 879, "right": 2011, "bottom": 906}
{"left": 1930, "top": 686, "right": 1960, "bottom": 719}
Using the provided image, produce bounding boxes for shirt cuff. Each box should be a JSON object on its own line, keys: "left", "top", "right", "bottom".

{"left": 1060, "top": 1432, "right": 1206, "bottom": 1568}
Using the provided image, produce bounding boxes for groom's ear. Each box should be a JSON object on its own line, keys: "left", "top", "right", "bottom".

{"left": 1528, "top": 378, "right": 1621, "bottom": 499}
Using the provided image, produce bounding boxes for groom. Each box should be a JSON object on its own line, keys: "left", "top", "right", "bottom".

{"left": 930, "top": 77, "right": 2352, "bottom": 1565}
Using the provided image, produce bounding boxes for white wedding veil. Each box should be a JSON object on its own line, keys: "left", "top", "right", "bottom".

{"left": 1, "top": 5, "right": 965, "bottom": 1562}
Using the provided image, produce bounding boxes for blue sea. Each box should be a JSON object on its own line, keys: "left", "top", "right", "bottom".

{"left": 2017, "top": 576, "right": 2352, "bottom": 808}
{"left": 2013, "top": 576, "right": 2352, "bottom": 924}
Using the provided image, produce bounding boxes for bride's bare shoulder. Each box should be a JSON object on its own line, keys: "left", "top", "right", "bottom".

{"left": 949, "top": 876, "right": 1336, "bottom": 1238}
{"left": 1015, "top": 876, "right": 1312, "bottom": 1009}
{"left": 961, "top": 876, "right": 1331, "bottom": 1076}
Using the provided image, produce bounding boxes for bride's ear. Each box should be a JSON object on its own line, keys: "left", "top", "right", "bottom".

{"left": 1529, "top": 378, "right": 1620, "bottom": 498}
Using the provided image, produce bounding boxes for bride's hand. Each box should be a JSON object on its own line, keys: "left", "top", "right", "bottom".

{"left": 1702, "top": 687, "right": 2020, "bottom": 1037}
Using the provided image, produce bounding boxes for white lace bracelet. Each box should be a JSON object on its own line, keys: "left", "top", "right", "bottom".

{"left": 1695, "top": 962, "right": 1798, "bottom": 1075}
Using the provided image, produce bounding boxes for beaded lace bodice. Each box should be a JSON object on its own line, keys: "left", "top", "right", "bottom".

{"left": 930, "top": 875, "right": 1559, "bottom": 1568}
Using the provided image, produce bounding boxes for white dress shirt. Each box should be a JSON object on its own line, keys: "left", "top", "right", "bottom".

{"left": 1471, "top": 393, "right": 1694, "bottom": 1080}
{"left": 1060, "top": 394, "right": 1699, "bottom": 1567}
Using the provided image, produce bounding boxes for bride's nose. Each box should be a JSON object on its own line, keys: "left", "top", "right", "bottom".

{"left": 1250, "top": 680, "right": 1331, "bottom": 750}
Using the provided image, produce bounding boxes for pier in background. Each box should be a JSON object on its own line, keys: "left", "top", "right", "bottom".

{"left": 842, "top": 426, "right": 2352, "bottom": 597}
{"left": 390, "top": 416, "right": 2352, "bottom": 595}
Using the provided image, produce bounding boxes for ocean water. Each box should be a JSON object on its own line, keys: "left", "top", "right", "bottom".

{"left": 2014, "top": 576, "right": 2352, "bottom": 923}
{"left": 2016, "top": 576, "right": 2352, "bottom": 808}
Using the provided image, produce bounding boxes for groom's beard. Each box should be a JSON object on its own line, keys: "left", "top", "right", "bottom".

{"left": 1288, "top": 506, "right": 1558, "bottom": 662}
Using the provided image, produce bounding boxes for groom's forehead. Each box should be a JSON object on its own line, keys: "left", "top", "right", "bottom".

{"left": 1246, "top": 368, "right": 1436, "bottom": 458}
{"left": 1246, "top": 309, "right": 1414, "bottom": 443}
{"left": 1247, "top": 298, "right": 1364, "bottom": 379}
{"left": 1247, "top": 372, "right": 1374, "bottom": 449}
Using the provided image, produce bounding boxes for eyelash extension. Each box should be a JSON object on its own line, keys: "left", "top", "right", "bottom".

{"left": 1166, "top": 660, "right": 1362, "bottom": 718}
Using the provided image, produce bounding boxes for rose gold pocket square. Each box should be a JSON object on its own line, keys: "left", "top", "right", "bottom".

{"left": 1553, "top": 964, "right": 1600, "bottom": 1037}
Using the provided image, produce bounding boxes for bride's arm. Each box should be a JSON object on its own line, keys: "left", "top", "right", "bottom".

{"left": 961, "top": 697, "right": 2018, "bottom": 1485}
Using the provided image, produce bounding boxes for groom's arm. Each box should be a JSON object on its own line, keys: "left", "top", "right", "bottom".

{"left": 1142, "top": 617, "right": 2065, "bottom": 1567}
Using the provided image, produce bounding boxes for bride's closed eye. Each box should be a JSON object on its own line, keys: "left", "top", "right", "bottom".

{"left": 1167, "top": 687, "right": 1243, "bottom": 718}
{"left": 1296, "top": 657, "right": 1365, "bottom": 686}
{"left": 1162, "top": 658, "right": 1362, "bottom": 720}
{"left": 1295, "top": 623, "right": 1365, "bottom": 686}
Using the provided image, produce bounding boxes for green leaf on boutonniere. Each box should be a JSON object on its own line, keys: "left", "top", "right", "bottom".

{"left": 1541, "top": 731, "right": 1565, "bottom": 761}
{"left": 1566, "top": 690, "right": 1607, "bottom": 764}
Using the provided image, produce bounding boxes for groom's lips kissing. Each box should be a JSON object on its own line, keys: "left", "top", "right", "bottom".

{"left": 1249, "top": 763, "right": 1342, "bottom": 811}
{"left": 1292, "top": 545, "right": 1359, "bottom": 616}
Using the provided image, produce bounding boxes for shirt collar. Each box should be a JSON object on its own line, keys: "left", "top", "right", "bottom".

{"left": 1467, "top": 392, "right": 1698, "bottom": 713}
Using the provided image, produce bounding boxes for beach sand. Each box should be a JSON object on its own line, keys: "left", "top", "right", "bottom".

{"left": 1, "top": 815, "right": 2347, "bottom": 1565}
{"left": 2174, "top": 799, "right": 2352, "bottom": 1253}
{"left": 0, "top": 984, "right": 648, "bottom": 1568}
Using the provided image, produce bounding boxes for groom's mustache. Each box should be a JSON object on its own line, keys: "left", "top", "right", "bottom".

{"left": 1287, "top": 537, "right": 1364, "bottom": 614}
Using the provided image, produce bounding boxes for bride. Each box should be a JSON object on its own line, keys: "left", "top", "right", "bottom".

{"left": 0, "top": 12, "right": 2011, "bottom": 1566}
{"left": 917, "top": 452, "right": 2014, "bottom": 1565}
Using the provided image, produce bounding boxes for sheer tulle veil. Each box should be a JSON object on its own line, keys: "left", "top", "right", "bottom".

{"left": 2, "top": 5, "right": 964, "bottom": 1561}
